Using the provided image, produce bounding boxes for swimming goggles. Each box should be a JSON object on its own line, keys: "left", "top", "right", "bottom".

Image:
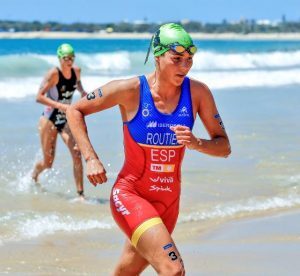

{"left": 62, "top": 56, "right": 75, "bottom": 61}
{"left": 144, "top": 40, "right": 197, "bottom": 64}
{"left": 162, "top": 43, "right": 197, "bottom": 55}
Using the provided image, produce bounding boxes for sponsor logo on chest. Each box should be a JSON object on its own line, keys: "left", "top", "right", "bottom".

{"left": 149, "top": 148, "right": 177, "bottom": 173}
{"left": 61, "top": 90, "right": 74, "bottom": 98}
{"left": 178, "top": 106, "right": 190, "bottom": 117}
{"left": 150, "top": 176, "right": 174, "bottom": 184}
{"left": 149, "top": 185, "right": 172, "bottom": 192}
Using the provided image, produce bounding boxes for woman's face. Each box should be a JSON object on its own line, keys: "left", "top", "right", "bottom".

{"left": 156, "top": 50, "right": 194, "bottom": 86}
{"left": 59, "top": 55, "right": 75, "bottom": 68}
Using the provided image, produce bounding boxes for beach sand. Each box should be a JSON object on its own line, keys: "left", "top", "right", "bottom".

{"left": 182, "top": 210, "right": 300, "bottom": 275}
{"left": 1, "top": 31, "right": 300, "bottom": 40}
{"left": 1, "top": 210, "right": 299, "bottom": 275}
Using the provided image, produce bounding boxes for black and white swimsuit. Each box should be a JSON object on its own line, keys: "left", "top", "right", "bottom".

{"left": 43, "top": 67, "right": 77, "bottom": 132}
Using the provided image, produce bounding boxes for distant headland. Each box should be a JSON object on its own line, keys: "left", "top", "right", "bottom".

{"left": 1, "top": 19, "right": 300, "bottom": 40}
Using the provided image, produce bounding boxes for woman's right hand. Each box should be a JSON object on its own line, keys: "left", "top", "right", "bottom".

{"left": 86, "top": 158, "right": 107, "bottom": 186}
{"left": 57, "top": 103, "right": 68, "bottom": 112}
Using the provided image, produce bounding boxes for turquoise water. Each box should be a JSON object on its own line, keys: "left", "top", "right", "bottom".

{"left": 1, "top": 39, "right": 300, "bottom": 92}
{"left": 2, "top": 38, "right": 300, "bottom": 55}
{"left": 0, "top": 38, "right": 300, "bottom": 244}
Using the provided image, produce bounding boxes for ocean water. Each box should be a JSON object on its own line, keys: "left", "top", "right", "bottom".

{"left": 0, "top": 38, "right": 300, "bottom": 261}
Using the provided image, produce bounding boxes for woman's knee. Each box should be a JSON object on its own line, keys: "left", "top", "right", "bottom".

{"left": 153, "top": 241, "right": 185, "bottom": 275}
{"left": 159, "top": 262, "right": 185, "bottom": 276}
{"left": 71, "top": 145, "right": 82, "bottom": 160}
{"left": 114, "top": 265, "right": 143, "bottom": 276}
{"left": 170, "top": 264, "right": 185, "bottom": 276}
{"left": 72, "top": 151, "right": 82, "bottom": 165}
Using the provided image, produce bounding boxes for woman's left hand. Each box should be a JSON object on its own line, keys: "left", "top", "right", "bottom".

{"left": 170, "top": 125, "right": 200, "bottom": 150}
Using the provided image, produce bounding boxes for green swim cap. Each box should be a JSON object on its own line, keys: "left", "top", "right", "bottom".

{"left": 57, "top": 43, "right": 75, "bottom": 58}
{"left": 152, "top": 23, "right": 194, "bottom": 57}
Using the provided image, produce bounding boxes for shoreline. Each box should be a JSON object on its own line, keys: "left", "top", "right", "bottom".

{"left": 1, "top": 31, "right": 300, "bottom": 40}
{"left": 1, "top": 209, "right": 300, "bottom": 274}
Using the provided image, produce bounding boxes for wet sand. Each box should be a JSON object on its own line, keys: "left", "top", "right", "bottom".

{"left": 183, "top": 210, "right": 300, "bottom": 275}
{"left": 1, "top": 210, "right": 300, "bottom": 275}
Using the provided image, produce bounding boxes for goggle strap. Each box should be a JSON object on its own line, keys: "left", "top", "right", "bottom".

{"left": 144, "top": 34, "right": 154, "bottom": 65}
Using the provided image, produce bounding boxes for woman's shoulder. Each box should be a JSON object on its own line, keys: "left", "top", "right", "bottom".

{"left": 189, "top": 77, "right": 212, "bottom": 96}
{"left": 188, "top": 77, "right": 216, "bottom": 111}
{"left": 43, "top": 67, "right": 59, "bottom": 81}
{"left": 189, "top": 77, "right": 209, "bottom": 90}
{"left": 106, "top": 76, "right": 141, "bottom": 92}
{"left": 71, "top": 65, "right": 81, "bottom": 80}
{"left": 72, "top": 65, "right": 81, "bottom": 73}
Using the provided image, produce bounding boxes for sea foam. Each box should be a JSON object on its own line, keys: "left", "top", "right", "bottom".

{"left": 179, "top": 193, "right": 300, "bottom": 223}
{"left": 0, "top": 211, "right": 113, "bottom": 243}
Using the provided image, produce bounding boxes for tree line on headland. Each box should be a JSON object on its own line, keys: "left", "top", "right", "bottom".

{"left": 1, "top": 19, "right": 300, "bottom": 33}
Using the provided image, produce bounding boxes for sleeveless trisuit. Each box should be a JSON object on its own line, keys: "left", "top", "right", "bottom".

{"left": 43, "top": 68, "right": 77, "bottom": 132}
{"left": 110, "top": 75, "right": 195, "bottom": 247}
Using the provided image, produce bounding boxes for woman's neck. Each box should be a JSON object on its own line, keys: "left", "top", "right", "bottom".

{"left": 60, "top": 65, "right": 72, "bottom": 78}
{"left": 148, "top": 71, "right": 180, "bottom": 100}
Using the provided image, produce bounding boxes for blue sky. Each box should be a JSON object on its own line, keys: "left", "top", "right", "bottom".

{"left": 1, "top": 0, "right": 299, "bottom": 23}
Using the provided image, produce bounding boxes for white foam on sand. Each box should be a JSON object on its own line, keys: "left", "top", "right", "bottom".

{"left": 179, "top": 193, "right": 300, "bottom": 223}
{"left": 0, "top": 211, "right": 113, "bottom": 244}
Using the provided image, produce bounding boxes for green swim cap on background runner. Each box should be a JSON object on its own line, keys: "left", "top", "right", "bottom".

{"left": 57, "top": 43, "right": 75, "bottom": 58}
{"left": 144, "top": 23, "right": 194, "bottom": 64}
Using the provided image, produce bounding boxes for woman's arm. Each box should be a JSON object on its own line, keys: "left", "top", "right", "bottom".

{"left": 73, "top": 66, "right": 87, "bottom": 97}
{"left": 36, "top": 68, "right": 67, "bottom": 112}
{"left": 171, "top": 81, "right": 231, "bottom": 158}
{"left": 66, "top": 77, "right": 139, "bottom": 185}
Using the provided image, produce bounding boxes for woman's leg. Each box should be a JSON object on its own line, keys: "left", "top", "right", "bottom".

{"left": 113, "top": 239, "right": 149, "bottom": 276}
{"left": 32, "top": 117, "right": 58, "bottom": 182}
{"left": 110, "top": 182, "right": 184, "bottom": 275}
{"left": 60, "top": 124, "right": 84, "bottom": 197}
{"left": 135, "top": 221, "right": 185, "bottom": 276}
{"left": 113, "top": 222, "right": 184, "bottom": 276}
